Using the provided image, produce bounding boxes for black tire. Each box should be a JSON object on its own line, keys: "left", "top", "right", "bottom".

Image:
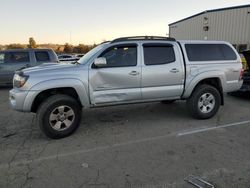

{"left": 186, "top": 84, "right": 221, "bottom": 119}
{"left": 37, "top": 94, "right": 82, "bottom": 139}
{"left": 161, "top": 100, "right": 176, "bottom": 104}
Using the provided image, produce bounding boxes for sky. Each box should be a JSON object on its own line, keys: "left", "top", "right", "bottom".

{"left": 1, "top": 0, "right": 249, "bottom": 45}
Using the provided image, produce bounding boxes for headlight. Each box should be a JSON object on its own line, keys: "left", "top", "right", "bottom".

{"left": 13, "top": 72, "right": 29, "bottom": 88}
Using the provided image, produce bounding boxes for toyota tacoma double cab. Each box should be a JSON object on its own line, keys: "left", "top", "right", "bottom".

{"left": 9, "top": 36, "right": 243, "bottom": 139}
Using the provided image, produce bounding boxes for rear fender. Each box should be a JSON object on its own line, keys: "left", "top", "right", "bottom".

{"left": 182, "top": 71, "right": 226, "bottom": 98}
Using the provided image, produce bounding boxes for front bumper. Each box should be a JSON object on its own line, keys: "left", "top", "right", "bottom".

{"left": 9, "top": 89, "right": 29, "bottom": 112}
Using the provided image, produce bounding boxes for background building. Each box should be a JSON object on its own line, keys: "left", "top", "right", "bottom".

{"left": 169, "top": 5, "right": 250, "bottom": 52}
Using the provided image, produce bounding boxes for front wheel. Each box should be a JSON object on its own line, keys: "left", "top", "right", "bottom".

{"left": 187, "top": 84, "right": 221, "bottom": 119}
{"left": 37, "top": 94, "right": 82, "bottom": 139}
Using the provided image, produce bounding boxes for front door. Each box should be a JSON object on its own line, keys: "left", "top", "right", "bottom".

{"left": 89, "top": 44, "right": 141, "bottom": 105}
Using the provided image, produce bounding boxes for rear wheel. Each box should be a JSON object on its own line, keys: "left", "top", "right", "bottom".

{"left": 187, "top": 84, "right": 221, "bottom": 119}
{"left": 37, "top": 94, "right": 82, "bottom": 139}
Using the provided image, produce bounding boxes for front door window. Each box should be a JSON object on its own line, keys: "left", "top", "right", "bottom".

{"left": 100, "top": 45, "right": 137, "bottom": 68}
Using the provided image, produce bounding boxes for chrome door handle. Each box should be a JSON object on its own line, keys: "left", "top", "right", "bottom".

{"left": 170, "top": 68, "right": 180, "bottom": 73}
{"left": 129, "top": 71, "right": 139, "bottom": 76}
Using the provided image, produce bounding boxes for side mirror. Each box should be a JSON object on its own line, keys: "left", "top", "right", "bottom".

{"left": 94, "top": 57, "right": 107, "bottom": 68}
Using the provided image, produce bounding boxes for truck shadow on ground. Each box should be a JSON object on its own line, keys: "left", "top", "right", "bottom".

{"left": 79, "top": 101, "right": 191, "bottom": 132}
{"left": 0, "top": 86, "right": 12, "bottom": 90}
{"left": 228, "top": 92, "right": 250, "bottom": 100}
{"left": 2, "top": 101, "right": 192, "bottom": 141}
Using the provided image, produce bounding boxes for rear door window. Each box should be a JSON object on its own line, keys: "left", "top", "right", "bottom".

{"left": 185, "top": 44, "right": 237, "bottom": 61}
{"left": 5, "top": 52, "right": 30, "bottom": 63}
{"left": 143, "top": 44, "right": 175, "bottom": 65}
{"left": 35, "top": 51, "right": 50, "bottom": 62}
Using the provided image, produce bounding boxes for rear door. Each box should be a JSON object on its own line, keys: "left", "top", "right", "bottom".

{"left": 141, "top": 43, "right": 184, "bottom": 100}
{"left": 89, "top": 44, "right": 141, "bottom": 105}
{"left": 0, "top": 51, "right": 31, "bottom": 84}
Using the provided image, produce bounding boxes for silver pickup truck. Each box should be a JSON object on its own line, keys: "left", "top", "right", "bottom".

{"left": 9, "top": 36, "right": 243, "bottom": 139}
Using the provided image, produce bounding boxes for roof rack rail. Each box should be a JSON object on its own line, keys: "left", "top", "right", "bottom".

{"left": 111, "top": 36, "right": 176, "bottom": 43}
{"left": 100, "top": 41, "right": 111, "bottom": 44}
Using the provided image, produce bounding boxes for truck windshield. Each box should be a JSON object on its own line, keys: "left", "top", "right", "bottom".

{"left": 78, "top": 43, "right": 108, "bottom": 65}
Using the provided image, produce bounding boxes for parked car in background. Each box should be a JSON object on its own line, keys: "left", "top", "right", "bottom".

{"left": 10, "top": 36, "right": 243, "bottom": 139}
{"left": 0, "top": 49, "right": 58, "bottom": 86}
{"left": 240, "top": 53, "right": 248, "bottom": 70}
{"left": 238, "top": 50, "right": 250, "bottom": 92}
{"left": 57, "top": 54, "right": 78, "bottom": 63}
{"left": 75, "top": 54, "right": 85, "bottom": 59}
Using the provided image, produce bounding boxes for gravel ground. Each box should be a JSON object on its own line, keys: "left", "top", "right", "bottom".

{"left": 0, "top": 87, "right": 250, "bottom": 188}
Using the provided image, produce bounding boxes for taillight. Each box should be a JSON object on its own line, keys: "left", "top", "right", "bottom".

{"left": 240, "top": 68, "right": 244, "bottom": 80}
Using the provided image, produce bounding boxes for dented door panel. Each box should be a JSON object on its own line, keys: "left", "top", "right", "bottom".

{"left": 89, "top": 67, "right": 141, "bottom": 104}
{"left": 88, "top": 43, "right": 141, "bottom": 105}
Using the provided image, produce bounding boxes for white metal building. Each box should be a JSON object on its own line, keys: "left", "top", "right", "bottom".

{"left": 169, "top": 5, "right": 250, "bottom": 52}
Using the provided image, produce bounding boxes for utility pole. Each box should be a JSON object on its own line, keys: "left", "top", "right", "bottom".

{"left": 70, "top": 31, "right": 72, "bottom": 44}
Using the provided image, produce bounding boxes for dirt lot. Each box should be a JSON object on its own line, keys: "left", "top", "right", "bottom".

{"left": 0, "top": 87, "right": 250, "bottom": 188}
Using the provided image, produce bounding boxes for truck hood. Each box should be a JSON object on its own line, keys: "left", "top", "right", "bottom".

{"left": 22, "top": 63, "right": 78, "bottom": 75}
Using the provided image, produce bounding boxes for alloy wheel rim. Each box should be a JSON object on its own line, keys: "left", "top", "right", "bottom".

{"left": 198, "top": 93, "right": 215, "bottom": 114}
{"left": 49, "top": 105, "right": 75, "bottom": 131}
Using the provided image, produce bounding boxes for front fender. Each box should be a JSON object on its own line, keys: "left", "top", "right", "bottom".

{"left": 182, "top": 71, "right": 226, "bottom": 98}
{"left": 23, "top": 78, "right": 90, "bottom": 111}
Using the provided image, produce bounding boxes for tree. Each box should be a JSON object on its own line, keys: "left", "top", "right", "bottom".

{"left": 56, "top": 46, "right": 63, "bottom": 53}
{"left": 28, "top": 37, "right": 37, "bottom": 48}
{"left": 6, "top": 44, "right": 26, "bottom": 49}
{"left": 73, "top": 44, "right": 92, "bottom": 54}
{"left": 63, "top": 43, "right": 73, "bottom": 53}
